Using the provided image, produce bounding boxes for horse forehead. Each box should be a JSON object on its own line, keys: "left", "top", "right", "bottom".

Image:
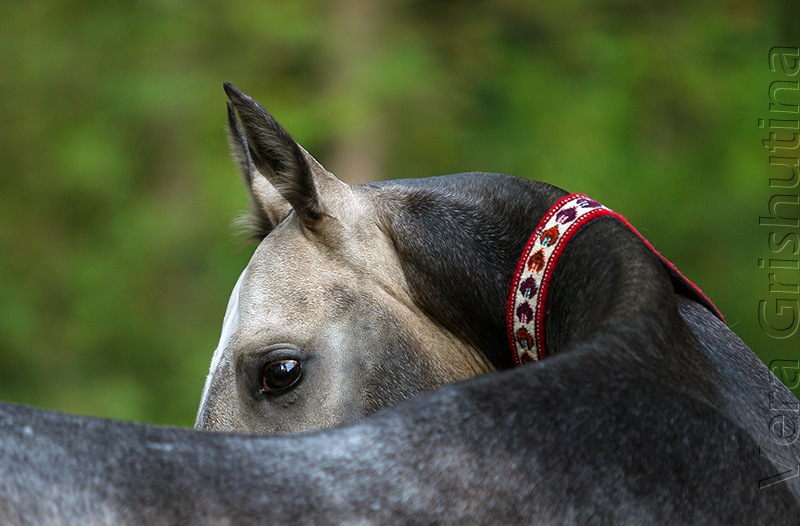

{"left": 230, "top": 227, "right": 418, "bottom": 358}
{"left": 240, "top": 227, "right": 347, "bottom": 305}
{"left": 244, "top": 212, "right": 401, "bottom": 294}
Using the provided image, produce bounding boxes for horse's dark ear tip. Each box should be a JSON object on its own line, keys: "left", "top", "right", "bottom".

{"left": 223, "top": 82, "right": 242, "bottom": 100}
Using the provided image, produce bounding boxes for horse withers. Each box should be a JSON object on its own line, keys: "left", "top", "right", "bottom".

{"left": 0, "top": 84, "right": 797, "bottom": 524}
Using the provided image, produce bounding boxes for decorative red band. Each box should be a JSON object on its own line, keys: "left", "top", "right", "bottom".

{"left": 506, "top": 193, "right": 724, "bottom": 367}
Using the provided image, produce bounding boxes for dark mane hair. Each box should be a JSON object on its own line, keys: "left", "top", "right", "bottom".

{"left": 369, "top": 172, "right": 566, "bottom": 369}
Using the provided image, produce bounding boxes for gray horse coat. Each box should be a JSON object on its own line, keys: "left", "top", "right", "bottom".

{"left": 0, "top": 84, "right": 798, "bottom": 525}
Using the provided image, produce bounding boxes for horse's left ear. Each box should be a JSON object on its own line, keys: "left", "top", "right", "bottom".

{"left": 223, "top": 82, "right": 349, "bottom": 231}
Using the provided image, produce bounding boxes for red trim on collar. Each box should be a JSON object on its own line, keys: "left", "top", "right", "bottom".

{"left": 506, "top": 193, "right": 724, "bottom": 367}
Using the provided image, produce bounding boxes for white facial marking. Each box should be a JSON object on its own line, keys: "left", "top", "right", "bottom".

{"left": 197, "top": 270, "right": 245, "bottom": 410}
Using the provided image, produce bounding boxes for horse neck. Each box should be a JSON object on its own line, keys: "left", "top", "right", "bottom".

{"left": 544, "top": 216, "right": 686, "bottom": 359}
{"left": 376, "top": 173, "right": 687, "bottom": 369}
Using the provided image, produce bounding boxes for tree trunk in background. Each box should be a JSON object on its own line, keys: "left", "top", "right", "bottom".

{"left": 325, "top": 0, "right": 385, "bottom": 184}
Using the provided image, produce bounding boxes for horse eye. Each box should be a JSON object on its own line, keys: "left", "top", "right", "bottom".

{"left": 261, "top": 359, "right": 302, "bottom": 393}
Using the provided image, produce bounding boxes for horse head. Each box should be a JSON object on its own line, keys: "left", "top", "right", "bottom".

{"left": 195, "top": 84, "right": 516, "bottom": 433}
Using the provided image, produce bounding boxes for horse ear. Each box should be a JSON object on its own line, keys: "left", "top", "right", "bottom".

{"left": 224, "top": 83, "right": 346, "bottom": 232}
{"left": 226, "top": 102, "right": 290, "bottom": 238}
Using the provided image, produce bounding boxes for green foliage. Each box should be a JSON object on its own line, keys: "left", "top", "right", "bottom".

{"left": 0, "top": 1, "right": 798, "bottom": 426}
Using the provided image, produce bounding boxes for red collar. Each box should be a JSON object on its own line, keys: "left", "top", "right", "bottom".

{"left": 506, "top": 193, "right": 724, "bottom": 366}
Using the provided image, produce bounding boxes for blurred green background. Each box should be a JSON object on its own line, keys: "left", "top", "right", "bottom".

{"left": 1, "top": 1, "right": 798, "bottom": 427}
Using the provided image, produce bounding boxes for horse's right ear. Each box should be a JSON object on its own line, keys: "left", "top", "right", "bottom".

{"left": 226, "top": 101, "right": 290, "bottom": 238}
{"left": 224, "top": 83, "right": 349, "bottom": 236}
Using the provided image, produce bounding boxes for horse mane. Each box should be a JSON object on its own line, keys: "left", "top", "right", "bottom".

{"left": 367, "top": 172, "right": 566, "bottom": 369}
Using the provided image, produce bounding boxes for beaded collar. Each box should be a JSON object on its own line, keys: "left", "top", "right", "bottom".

{"left": 506, "top": 193, "right": 724, "bottom": 366}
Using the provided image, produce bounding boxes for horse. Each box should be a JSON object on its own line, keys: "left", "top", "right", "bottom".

{"left": 0, "top": 83, "right": 798, "bottom": 524}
